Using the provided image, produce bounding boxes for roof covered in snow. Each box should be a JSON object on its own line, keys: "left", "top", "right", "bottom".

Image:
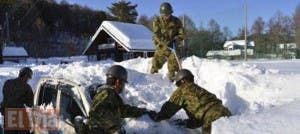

{"left": 224, "top": 40, "right": 255, "bottom": 48}
{"left": 83, "top": 21, "right": 155, "bottom": 54}
{"left": 2, "top": 46, "right": 28, "bottom": 57}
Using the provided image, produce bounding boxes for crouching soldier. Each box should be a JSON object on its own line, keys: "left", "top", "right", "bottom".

{"left": 148, "top": 69, "right": 231, "bottom": 134}
{"left": 88, "top": 65, "right": 147, "bottom": 134}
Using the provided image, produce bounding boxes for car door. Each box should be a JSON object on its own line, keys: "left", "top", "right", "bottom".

{"left": 57, "top": 83, "right": 85, "bottom": 134}
{"left": 34, "top": 81, "right": 60, "bottom": 134}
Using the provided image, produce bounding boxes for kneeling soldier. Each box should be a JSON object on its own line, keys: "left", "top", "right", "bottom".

{"left": 88, "top": 65, "right": 147, "bottom": 134}
{"left": 149, "top": 69, "right": 231, "bottom": 134}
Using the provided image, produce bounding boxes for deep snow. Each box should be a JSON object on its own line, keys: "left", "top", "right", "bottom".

{"left": 0, "top": 56, "right": 300, "bottom": 134}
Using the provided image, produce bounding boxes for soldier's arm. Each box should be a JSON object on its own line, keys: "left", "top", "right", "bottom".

{"left": 120, "top": 103, "right": 145, "bottom": 118}
{"left": 174, "top": 19, "right": 185, "bottom": 42}
{"left": 88, "top": 89, "right": 124, "bottom": 131}
{"left": 2, "top": 80, "right": 9, "bottom": 96}
{"left": 155, "top": 88, "right": 184, "bottom": 121}
{"left": 152, "top": 18, "right": 165, "bottom": 45}
{"left": 24, "top": 85, "right": 33, "bottom": 107}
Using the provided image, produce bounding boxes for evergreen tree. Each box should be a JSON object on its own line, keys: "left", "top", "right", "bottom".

{"left": 179, "top": 15, "right": 197, "bottom": 56}
{"left": 296, "top": 3, "right": 300, "bottom": 58}
{"left": 108, "top": 0, "right": 138, "bottom": 23}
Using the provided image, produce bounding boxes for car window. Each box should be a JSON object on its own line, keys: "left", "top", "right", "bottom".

{"left": 38, "top": 83, "right": 58, "bottom": 108}
{"left": 87, "top": 83, "right": 103, "bottom": 100}
{"left": 59, "top": 88, "right": 84, "bottom": 124}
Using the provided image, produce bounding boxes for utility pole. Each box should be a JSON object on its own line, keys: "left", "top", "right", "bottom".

{"left": 244, "top": 1, "right": 248, "bottom": 61}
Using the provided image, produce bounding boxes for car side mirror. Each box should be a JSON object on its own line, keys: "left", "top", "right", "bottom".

{"left": 74, "top": 116, "right": 88, "bottom": 134}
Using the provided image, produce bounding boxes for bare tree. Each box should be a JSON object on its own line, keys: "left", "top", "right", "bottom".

{"left": 137, "top": 15, "right": 152, "bottom": 30}
{"left": 223, "top": 26, "right": 232, "bottom": 40}
{"left": 268, "top": 11, "right": 294, "bottom": 53}
{"left": 251, "top": 17, "right": 265, "bottom": 35}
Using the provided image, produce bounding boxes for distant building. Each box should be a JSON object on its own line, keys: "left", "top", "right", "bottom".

{"left": 277, "top": 43, "right": 297, "bottom": 59}
{"left": 224, "top": 40, "right": 255, "bottom": 50}
{"left": 278, "top": 43, "right": 297, "bottom": 50}
{"left": 206, "top": 40, "right": 255, "bottom": 59}
{"left": 82, "top": 21, "right": 155, "bottom": 62}
{"left": 2, "top": 46, "right": 28, "bottom": 63}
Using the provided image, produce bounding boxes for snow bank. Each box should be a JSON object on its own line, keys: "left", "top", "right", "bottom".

{"left": 0, "top": 56, "right": 300, "bottom": 133}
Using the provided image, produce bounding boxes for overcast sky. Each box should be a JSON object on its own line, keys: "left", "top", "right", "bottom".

{"left": 56, "top": 0, "right": 299, "bottom": 35}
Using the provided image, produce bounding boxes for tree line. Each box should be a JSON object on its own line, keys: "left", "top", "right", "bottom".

{"left": 1, "top": 0, "right": 107, "bottom": 57}
{"left": 138, "top": 9, "right": 298, "bottom": 58}
{"left": 1, "top": 0, "right": 299, "bottom": 59}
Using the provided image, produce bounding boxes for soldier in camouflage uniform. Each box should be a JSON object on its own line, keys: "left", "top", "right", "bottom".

{"left": 150, "top": 2, "right": 185, "bottom": 81}
{"left": 148, "top": 69, "right": 231, "bottom": 134}
{"left": 88, "top": 65, "right": 147, "bottom": 134}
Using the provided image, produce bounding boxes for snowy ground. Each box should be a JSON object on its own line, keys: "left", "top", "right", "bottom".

{"left": 0, "top": 56, "right": 299, "bottom": 134}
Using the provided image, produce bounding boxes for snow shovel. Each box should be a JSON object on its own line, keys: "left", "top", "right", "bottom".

{"left": 168, "top": 42, "right": 182, "bottom": 69}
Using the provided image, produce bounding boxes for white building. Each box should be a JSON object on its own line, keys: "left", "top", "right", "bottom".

{"left": 278, "top": 43, "right": 297, "bottom": 49}
{"left": 82, "top": 21, "right": 155, "bottom": 61}
{"left": 2, "top": 46, "right": 28, "bottom": 63}
{"left": 224, "top": 40, "right": 255, "bottom": 50}
{"left": 206, "top": 40, "right": 255, "bottom": 58}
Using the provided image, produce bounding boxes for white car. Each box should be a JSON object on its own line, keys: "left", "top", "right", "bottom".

{"left": 33, "top": 77, "right": 101, "bottom": 134}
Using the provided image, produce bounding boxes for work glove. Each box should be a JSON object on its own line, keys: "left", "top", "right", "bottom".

{"left": 167, "top": 40, "right": 176, "bottom": 48}
{"left": 171, "top": 119, "right": 187, "bottom": 126}
{"left": 186, "top": 119, "right": 203, "bottom": 129}
{"left": 148, "top": 111, "right": 160, "bottom": 122}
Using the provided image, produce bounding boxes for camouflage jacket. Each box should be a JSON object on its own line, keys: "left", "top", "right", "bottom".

{"left": 153, "top": 15, "right": 185, "bottom": 47}
{"left": 155, "top": 82, "right": 222, "bottom": 127}
{"left": 88, "top": 86, "right": 145, "bottom": 133}
{"left": 2, "top": 78, "right": 33, "bottom": 108}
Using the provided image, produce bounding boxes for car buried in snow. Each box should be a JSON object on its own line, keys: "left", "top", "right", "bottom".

{"left": 33, "top": 77, "right": 101, "bottom": 134}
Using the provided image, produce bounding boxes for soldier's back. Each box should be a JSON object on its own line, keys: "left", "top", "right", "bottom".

{"left": 3, "top": 78, "right": 32, "bottom": 108}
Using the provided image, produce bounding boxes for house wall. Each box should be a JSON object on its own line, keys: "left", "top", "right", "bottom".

{"left": 3, "top": 56, "right": 27, "bottom": 63}
{"left": 0, "top": 46, "right": 3, "bottom": 64}
{"left": 85, "top": 30, "right": 154, "bottom": 62}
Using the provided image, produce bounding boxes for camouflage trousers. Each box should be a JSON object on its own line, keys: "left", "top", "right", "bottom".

{"left": 202, "top": 104, "right": 231, "bottom": 134}
{"left": 150, "top": 46, "right": 180, "bottom": 80}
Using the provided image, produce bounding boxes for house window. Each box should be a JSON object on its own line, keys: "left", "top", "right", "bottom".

{"left": 107, "top": 38, "right": 114, "bottom": 44}
{"left": 143, "top": 52, "right": 148, "bottom": 58}
{"left": 88, "top": 55, "right": 97, "bottom": 61}
{"left": 129, "top": 53, "right": 134, "bottom": 59}
{"left": 110, "top": 53, "right": 115, "bottom": 59}
{"left": 100, "top": 53, "right": 107, "bottom": 60}
{"left": 123, "top": 53, "right": 128, "bottom": 60}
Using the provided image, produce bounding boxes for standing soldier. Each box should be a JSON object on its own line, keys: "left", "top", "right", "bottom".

{"left": 148, "top": 69, "right": 231, "bottom": 134}
{"left": 88, "top": 65, "right": 147, "bottom": 134}
{"left": 2, "top": 67, "right": 34, "bottom": 134}
{"left": 150, "top": 2, "right": 185, "bottom": 81}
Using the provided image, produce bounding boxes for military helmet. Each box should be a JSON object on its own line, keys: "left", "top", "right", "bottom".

{"left": 106, "top": 65, "right": 128, "bottom": 82}
{"left": 175, "top": 69, "right": 194, "bottom": 84}
{"left": 19, "top": 67, "right": 33, "bottom": 78}
{"left": 160, "top": 2, "right": 173, "bottom": 15}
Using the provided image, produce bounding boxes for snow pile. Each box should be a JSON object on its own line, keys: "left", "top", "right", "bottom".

{"left": 1, "top": 56, "right": 300, "bottom": 133}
